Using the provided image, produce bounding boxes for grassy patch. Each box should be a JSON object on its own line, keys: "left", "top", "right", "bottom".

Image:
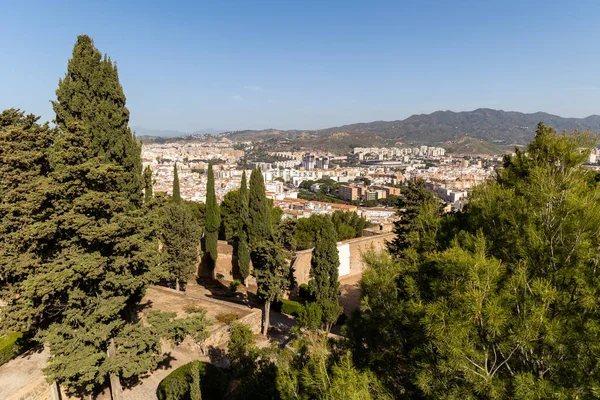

{"left": 0, "top": 331, "right": 27, "bottom": 366}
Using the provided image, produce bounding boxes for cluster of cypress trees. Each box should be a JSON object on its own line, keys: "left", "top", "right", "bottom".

{"left": 0, "top": 33, "right": 352, "bottom": 396}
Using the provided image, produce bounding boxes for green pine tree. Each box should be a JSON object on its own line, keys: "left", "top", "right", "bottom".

{"left": 143, "top": 165, "right": 153, "bottom": 203}
{"left": 386, "top": 178, "right": 440, "bottom": 256}
{"left": 309, "top": 218, "right": 342, "bottom": 331}
{"left": 52, "top": 34, "right": 143, "bottom": 207}
{"left": 237, "top": 171, "right": 251, "bottom": 282}
{"left": 172, "top": 163, "right": 181, "bottom": 203}
{"left": 350, "top": 125, "right": 600, "bottom": 398}
{"left": 205, "top": 163, "right": 220, "bottom": 271}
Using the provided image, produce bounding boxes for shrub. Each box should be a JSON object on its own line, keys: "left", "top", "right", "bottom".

{"left": 216, "top": 312, "right": 240, "bottom": 325}
{"left": 297, "top": 302, "right": 322, "bottom": 330}
{"left": 227, "top": 323, "right": 258, "bottom": 377}
{"left": 298, "top": 283, "right": 314, "bottom": 301}
{"left": 0, "top": 331, "right": 26, "bottom": 366}
{"left": 183, "top": 305, "right": 206, "bottom": 314}
{"left": 278, "top": 299, "right": 303, "bottom": 317}
{"left": 229, "top": 279, "right": 241, "bottom": 292}
{"left": 157, "top": 360, "right": 228, "bottom": 400}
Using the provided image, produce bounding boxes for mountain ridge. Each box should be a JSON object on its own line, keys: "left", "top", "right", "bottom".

{"left": 139, "top": 109, "right": 600, "bottom": 154}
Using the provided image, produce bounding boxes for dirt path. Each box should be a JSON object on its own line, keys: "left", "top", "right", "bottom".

{"left": 0, "top": 346, "right": 48, "bottom": 400}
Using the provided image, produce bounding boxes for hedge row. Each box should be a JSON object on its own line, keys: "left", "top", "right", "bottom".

{"left": 157, "top": 360, "right": 228, "bottom": 400}
{"left": 273, "top": 299, "right": 303, "bottom": 317}
{"left": 0, "top": 331, "right": 26, "bottom": 366}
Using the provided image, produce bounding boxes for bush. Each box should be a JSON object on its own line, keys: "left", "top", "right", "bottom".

{"left": 216, "top": 312, "right": 240, "bottom": 325}
{"left": 0, "top": 331, "right": 26, "bottom": 366}
{"left": 228, "top": 323, "right": 258, "bottom": 377}
{"left": 229, "top": 279, "right": 241, "bottom": 292}
{"left": 297, "top": 302, "right": 322, "bottom": 330}
{"left": 183, "top": 305, "right": 206, "bottom": 314}
{"left": 274, "top": 299, "right": 303, "bottom": 317}
{"left": 157, "top": 360, "right": 228, "bottom": 400}
{"left": 298, "top": 283, "right": 314, "bottom": 301}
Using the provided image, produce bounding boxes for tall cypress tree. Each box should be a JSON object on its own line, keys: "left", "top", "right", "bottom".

{"left": 143, "top": 165, "right": 153, "bottom": 203}
{"left": 247, "top": 168, "right": 291, "bottom": 334}
{"left": 172, "top": 163, "right": 181, "bottom": 203}
{"left": 0, "top": 36, "right": 160, "bottom": 395}
{"left": 205, "top": 163, "right": 220, "bottom": 271}
{"left": 52, "top": 35, "right": 143, "bottom": 207}
{"left": 309, "top": 218, "right": 342, "bottom": 330}
{"left": 248, "top": 167, "right": 272, "bottom": 245}
{"left": 237, "top": 171, "right": 250, "bottom": 282}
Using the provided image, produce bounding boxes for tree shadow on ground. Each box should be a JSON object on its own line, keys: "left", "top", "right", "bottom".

{"left": 195, "top": 277, "right": 262, "bottom": 309}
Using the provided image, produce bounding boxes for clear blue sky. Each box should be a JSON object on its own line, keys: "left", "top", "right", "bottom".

{"left": 1, "top": 0, "right": 599, "bottom": 132}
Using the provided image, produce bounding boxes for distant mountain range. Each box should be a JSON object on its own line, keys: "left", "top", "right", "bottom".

{"left": 132, "top": 126, "right": 223, "bottom": 138}
{"left": 137, "top": 109, "right": 600, "bottom": 154}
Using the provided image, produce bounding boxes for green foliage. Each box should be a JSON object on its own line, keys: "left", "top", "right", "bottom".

{"left": 183, "top": 305, "right": 206, "bottom": 314}
{"left": 190, "top": 364, "right": 202, "bottom": 400}
{"left": 351, "top": 125, "right": 600, "bottom": 398}
{"left": 219, "top": 189, "right": 240, "bottom": 241}
{"left": 205, "top": 163, "right": 220, "bottom": 269}
{"left": 157, "top": 361, "right": 227, "bottom": 400}
{"left": 294, "top": 212, "right": 369, "bottom": 250}
{"left": 227, "top": 323, "right": 259, "bottom": 377}
{"left": 387, "top": 178, "right": 441, "bottom": 256}
{"left": 277, "top": 218, "right": 297, "bottom": 251}
{"left": 159, "top": 202, "right": 202, "bottom": 288}
{"left": 297, "top": 303, "right": 322, "bottom": 331}
{"left": 109, "top": 324, "right": 163, "bottom": 380}
{"left": 52, "top": 34, "right": 143, "bottom": 206}
{"left": 216, "top": 312, "right": 240, "bottom": 325}
{"left": 253, "top": 242, "right": 292, "bottom": 304}
{"left": 278, "top": 299, "right": 303, "bottom": 317}
{"left": 309, "top": 218, "right": 342, "bottom": 329}
{"left": 298, "top": 283, "right": 314, "bottom": 301}
{"left": 248, "top": 168, "right": 273, "bottom": 245}
{"left": 237, "top": 172, "right": 251, "bottom": 280}
{"left": 276, "top": 332, "right": 390, "bottom": 400}
{"left": 237, "top": 232, "right": 251, "bottom": 281}
{"left": 0, "top": 331, "right": 27, "bottom": 366}
{"left": 229, "top": 280, "right": 242, "bottom": 292}
{"left": 172, "top": 163, "right": 181, "bottom": 203}
{"left": 147, "top": 310, "right": 211, "bottom": 345}
{"left": 143, "top": 165, "right": 153, "bottom": 203}
{"left": 1, "top": 36, "right": 157, "bottom": 395}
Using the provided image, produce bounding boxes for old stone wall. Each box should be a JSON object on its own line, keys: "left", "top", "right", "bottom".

{"left": 200, "top": 234, "right": 395, "bottom": 288}
{"left": 291, "top": 233, "right": 395, "bottom": 286}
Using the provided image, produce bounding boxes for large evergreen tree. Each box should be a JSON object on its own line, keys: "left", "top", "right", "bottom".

{"left": 247, "top": 168, "right": 291, "bottom": 334}
{"left": 248, "top": 167, "right": 272, "bottom": 245}
{"left": 308, "top": 218, "right": 342, "bottom": 331}
{"left": 0, "top": 36, "right": 159, "bottom": 396}
{"left": 52, "top": 34, "right": 143, "bottom": 207}
{"left": 205, "top": 163, "right": 220, "bottom": 271}
{"left": 237, "top": 171, "right": 251, "bottom": 283}
{"left": 158, "top": 171, "right": 202, "bottom": 290}
{"left": 351, "top": 125, "right": 600, "bottom": 398}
